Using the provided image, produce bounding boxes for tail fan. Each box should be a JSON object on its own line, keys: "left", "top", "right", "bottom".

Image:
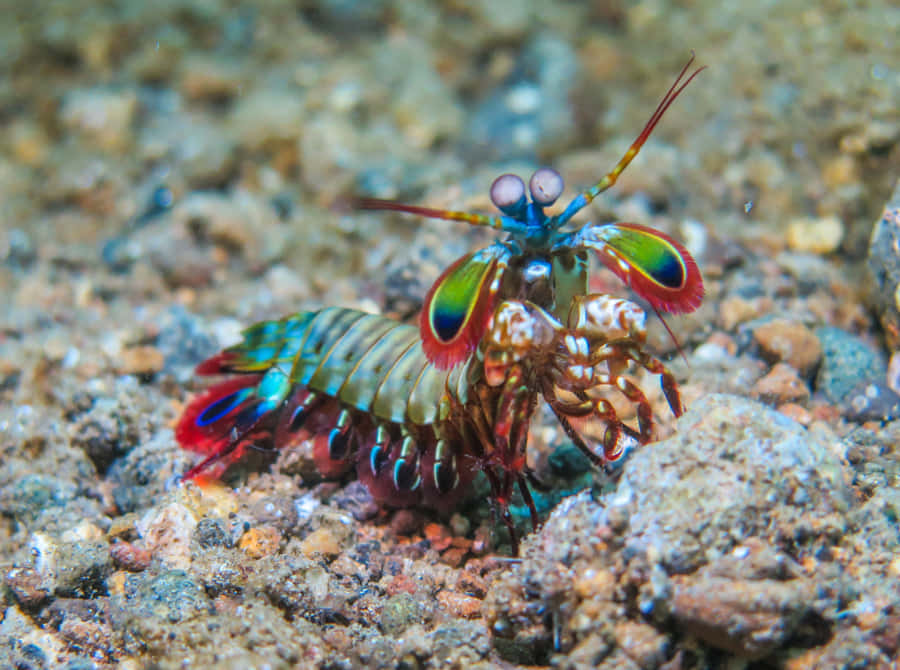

{"left": 176, "top": 375, "right": 274, "bottom": 480}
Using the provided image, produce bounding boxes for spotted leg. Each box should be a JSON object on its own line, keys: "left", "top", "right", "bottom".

{"left": 487, "top": 363, "right": 541, "bottom": 555}
{"left": 591, "top": 342, "right": 683, "bottom": 418}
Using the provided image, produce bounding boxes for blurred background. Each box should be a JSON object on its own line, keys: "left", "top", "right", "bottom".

{"left": 1, "top": 2, "right": 899, "bottom": 668}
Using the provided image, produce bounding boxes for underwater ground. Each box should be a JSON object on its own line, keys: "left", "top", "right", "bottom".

{"left": 1, "top": 1, "right": 899, "bottom": 668}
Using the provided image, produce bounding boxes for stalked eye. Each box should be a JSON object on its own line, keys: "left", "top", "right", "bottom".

{"left": 490, "top": 174, "right": 526, "bottom": 215}
{"left": 529, "top": 167, "right": 564, "bottom": 206}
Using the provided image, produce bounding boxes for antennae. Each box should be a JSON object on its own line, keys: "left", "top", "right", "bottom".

{"left": 355, "top": 197, "right": 507, "bottom": 231}
{"left": 651, "top": 303, "right": 688, "bottom": 366}
{"left": 556, "top": 53, "right": 705, "bottom": 226}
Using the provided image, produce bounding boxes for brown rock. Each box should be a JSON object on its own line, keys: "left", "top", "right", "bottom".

{"left": 456, "top": 572, "right": 488, "bottom": 599}
{"left": 776, "top": 403, "right": 812, "bottom": 426}
{"left": 784, "top": 628, "right": 891, "bottom": 669}
{"left": 58, "top": 617, "right": 111, "bottom": 659}
{"left": 751, "top": 362, "right": 811, "bottom": 405}
{"left": 786, "top": 216, "right": 845, "bottom": 254}
{"left": 299, "top": 527, "right": 341, "bottom": 559}
{"left": 719, "top": 296, "right": 768, "bottom": 331}
{"left": 670, "top": 572, "right": 814, "bottom": 659}
{"left": 440, "top": 546, "right": 468, "bottom": 568}
{"left": 118, "top": 345, "right": 165, "bottom": 376}
{"left": 751, "top": 318, "right": 823, "bottom": 377}
{"left": 237, "top": 526, "right": 281, "bottom": 559}
{"left": 810, "top": 403, "right": 841, "bottom": 422}
{"left": 424, "top": 522, "right": 454, "bottom": 552}
{"left": 178, "top": 55, "right": 243, "bottom": 102}
{"left": 614, "top": 620, "right": 669, "bottom": 667}
{"left": 390, "top": 509, "right": 426, "bottom": 536}
{"left": 109, "top": 541, "right": 151, "bottom": 572}
{"left": 4, "top": 567, "right": 51, "bottom": 609}
{"left": 385, "top": 574, "right": 417, "bottom": 596}
{"left": 436, "top": 590, "right": 482, "bottom": 619}
{"left": 573, "top": 568, "right": 616, "bottom": 600}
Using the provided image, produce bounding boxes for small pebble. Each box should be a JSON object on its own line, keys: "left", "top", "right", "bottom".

{"left": 117, "top": 345, "right": 165, "bottom": 376}
{"left": 110, "top": 541, "right": 151, "bottom": 572}
{"left": 471, "top": 526, "right": 491, "bottom": 555}
{"left": 441, "top": 547, "right": 469, "bottom": 568}
{"left": 193, "top": 517, "right": 230, "bottom": 548}
{"left": 4, "top": 567, "right": 51, "bottom": 609}
{"left": 391, "top": 509, "right": 426, "bottom": 536}
{"left": 751, "top": 363, "right": 810, "bottom": 405}
{"left": 380, "top": 593, "right": 419, "bottom": 635}
{"left": 573, "top": 569, "right": 616, "bottom": 600}
{"left": 178, "top": 55, "right": 243, "bottom": 102}
{"left": 822, "top": 155, "right": 858, "bottom": 188}
{"left": 385, "top": 574, "right": 418, "bottom": 597}
{"left": 786, "top": 216, "right": 845, "bottom": 254}
{"left": 613, "top": 620, "right": 669, "bottom": 668}
{"left": 299, "top": 527, "right": 341, "bottom": 559}
{"left": 49, "top": 539, "right": 112, "bottom": 598}
{"left": 424, "top": 523, "right": 453, "bottom": 552}
{"left": 456, "top": 573, "right": 487, "bottom": 599}
{"left": 436, "top": 590, "right": 482, "bottom": 619}
{"left": 815, "top": 326, "right": 886, "bottom": 404}
{"left": 237, "top": 526, "right": 281, "bottom": 559}
{"left": 866, "top": 182, "right": 900, "bottom": 349}
{"left": 448, "top": 513, "right": 471, "bottom": 538}
{"left": 843, "top": 379, "right": 900, "bottom": 422}
{"left": 135, "top": 503, "right": 198, "bottom": 570}
{"left": 777, "top": 403, "right": 813, "bottom": 426}
{"left": 889, "top": 556, "right": 900, "bottom": 578}
{"left": 810, "top": 404, "right": 842, "bottom": 422}
{"left": 229, "top": 89, "right": 305, "bottom": 151}
{"left": 58, "top": 87, "right": 138, "bottom": 151}
{"left": 9, "top": 119, "right": 49, "bottom": 165}
{"left": 719, "top": 296, "right": 767, "bottom": 331}
{"left": 751, "top": 318, "right": 822, "bottom": 378}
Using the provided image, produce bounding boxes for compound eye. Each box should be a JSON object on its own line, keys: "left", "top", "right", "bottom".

{"left": 529, "top": 167, "right": 564, "bottom": 206}
{"left": 490, "top": 174, "right": 526, "bottom": 215}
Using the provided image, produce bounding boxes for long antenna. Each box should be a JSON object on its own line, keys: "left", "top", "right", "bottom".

{"left": 556, "top": 53, "right": 706, "bottom": 226}
{"left": 355, "top": 197, "right": 507, "bottom": 230}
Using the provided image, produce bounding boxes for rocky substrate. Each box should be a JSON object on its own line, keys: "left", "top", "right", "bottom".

{"left": 2, "top": 0, "right": 899, "bottom": 668}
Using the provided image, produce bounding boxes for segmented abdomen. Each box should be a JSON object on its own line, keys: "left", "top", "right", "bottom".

{"left": 178, "top": 307, "right": 476, "bottom": 511}
{"left": 223, "top": 307, "right": 467, "bottom": 424}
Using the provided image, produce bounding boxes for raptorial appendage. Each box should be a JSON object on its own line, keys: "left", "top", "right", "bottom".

{"left": 481, "top": 294, "right": 682, "bottom": 480}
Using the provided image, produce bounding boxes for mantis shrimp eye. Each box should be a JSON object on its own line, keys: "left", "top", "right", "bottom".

{"left": 490, "top": 174, "right": 527, "bottom": 215}
{"left": 529, "top": 167, "right": 564, "bottom": 206}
